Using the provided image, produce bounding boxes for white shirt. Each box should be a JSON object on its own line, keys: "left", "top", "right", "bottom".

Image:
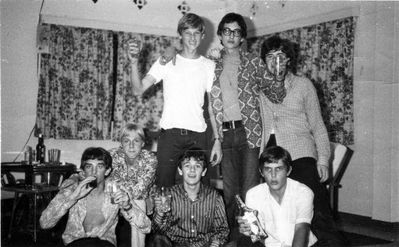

{"left": 148, "top": 54, "right": 215, "bottom": 132}
{"left": 246, "top": 178, "right": 317, "bottom": 247}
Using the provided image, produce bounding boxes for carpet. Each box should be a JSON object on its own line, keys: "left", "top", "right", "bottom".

{"left": 340, "top": 231, "right": 393, "bottom": 246}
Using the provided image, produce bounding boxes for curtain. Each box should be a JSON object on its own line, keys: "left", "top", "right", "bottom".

{"left": 112, "top": 32, "right": 180, "bottom": 140}
{"left": 36, "top": 24, "right": 114, "bottom": 139}
{"left": 247, "top": 17, "right": 356, "bottom": 145}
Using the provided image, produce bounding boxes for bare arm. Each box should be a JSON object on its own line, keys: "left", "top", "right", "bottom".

{"left": 128, "top": 40, "right": 156, "bottom": 94}
{"left": 292, "top": 222, "right": 311, "bottom": 247}
{"left": 208, "top": 92, "right": 222, "bottom": 165}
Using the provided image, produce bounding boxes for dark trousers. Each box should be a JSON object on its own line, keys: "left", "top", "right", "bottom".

{"left": 156, "top": 128, "right": 209, "bottom": 187}
{"left": 116, "top": 215, "right": 131, "bottom": 247}
{"left": 147, "top": 234, "right": 197, "bottom": 247}
{"left": 289, "top": 157, "right": 348, "bottom": 247}
{"left": 67, "top": 238, "right": 114, "bottom": 247}
{"left": 221, "top": 127, "right": 260, "bottom": 240}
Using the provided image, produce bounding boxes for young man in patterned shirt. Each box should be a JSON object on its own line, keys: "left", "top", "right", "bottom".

{"left": 208, "top": 13, "right": 280, "bottom": 241}
{"left": 150, "top": 148, "right": 229, "bottom": 247}
{"left": 259, "top": 36, "right": 347, "bottom": 246}
{"left": 40, "top": 147, "right": 151, "bottom": 247}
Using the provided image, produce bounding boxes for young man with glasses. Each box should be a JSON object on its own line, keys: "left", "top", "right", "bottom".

{"left": 128, "top": 13, "right": 222, "bottom": 188}
{"left": 208, "top": 13, "right": 278, "bottom": 242}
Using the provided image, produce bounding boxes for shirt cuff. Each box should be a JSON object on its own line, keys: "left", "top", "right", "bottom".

{"left": 318, "top": 156, "right": 329, "bottom": 167}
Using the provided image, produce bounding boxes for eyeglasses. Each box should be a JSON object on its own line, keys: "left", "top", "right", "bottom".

{"left": 222, "top": 28, "right": 242, "bottom": 37}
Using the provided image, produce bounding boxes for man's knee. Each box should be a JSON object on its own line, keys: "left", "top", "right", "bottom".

{"left": 147, "top": 234, "right": 173, "bottom": 247}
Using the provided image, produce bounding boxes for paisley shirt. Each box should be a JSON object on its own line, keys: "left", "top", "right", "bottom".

{"left": 39, "top": 176, "right": 151, "bottom": 246}
{"left": 210, "top": 49, "right": 273, "bottom": 148}
{"left": 109, "top": 148, "right": 157, "bottom": 200}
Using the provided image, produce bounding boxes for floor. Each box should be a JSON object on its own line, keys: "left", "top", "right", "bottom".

{"left": 1, "top": 197, "right": 398, "bottom": 247}
{"left": 335, "top": 213, "right": 399, "bottom": 247}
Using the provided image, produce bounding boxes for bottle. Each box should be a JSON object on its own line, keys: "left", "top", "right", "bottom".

{"left": 36, "top": 133, "right": 46, "bottom": 163}
{"left": 235, "top": 194, "right": 268, "bottom": 242}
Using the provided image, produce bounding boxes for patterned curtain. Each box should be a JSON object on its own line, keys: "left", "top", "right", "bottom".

{"left": 36, "top": 24, "right": 114, "bottom": 139}
{"left": 112, "top": 32, "right": 180, "bottom": 140}
{"left": 247, "top": 17, "right": 356, "bottom": 145}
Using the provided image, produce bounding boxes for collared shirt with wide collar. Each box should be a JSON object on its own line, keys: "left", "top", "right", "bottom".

{"left": 152, "top": 183, "right": 229, "bottom": 247}
{"left": 39, "top": 176, "right": 151, "bottom": 246}
{"left": 210, "top": 49, "right": 271, "bottom": 148}
{"left": 109, "top": 147, "right": 157, "bottom": 200}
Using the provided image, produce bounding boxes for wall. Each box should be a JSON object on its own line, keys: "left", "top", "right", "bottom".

{"left": 1, "top": 0, "right": 398, "bottom": 222}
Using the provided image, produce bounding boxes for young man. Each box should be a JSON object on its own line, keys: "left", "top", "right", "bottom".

{"left": 128, "top": 13, "right": 222, "bottom": 188}
{"left": 237, "top": 146, "right": 317, "bottom": 247}
{"left": 150, "top": 148, "right": 229, "bottom": 247}
{"left": 40, "top": 147, "right": 151, "bottom": 247}
{"left": 259, "top": 36, "right": 347, "bottom": 246}
{"left": 208, "top": 13, "right": 276, "bottom": 238}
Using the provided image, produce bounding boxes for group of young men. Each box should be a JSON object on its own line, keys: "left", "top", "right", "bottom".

{"left": 40, "top": 11, "right": 347, "bottom": 247}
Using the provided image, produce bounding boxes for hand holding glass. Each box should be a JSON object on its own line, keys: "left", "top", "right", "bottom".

{"left": 127, "top": 38, "right": 142, "bottom": 59}
{"left": 106, "top": 182, "right": 120, "bottom": 204}
{"left": 154, "top": 187, "right": 171, "bottom": 213}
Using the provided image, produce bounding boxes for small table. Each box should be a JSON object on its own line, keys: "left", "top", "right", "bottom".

{"left": 1, "top": 162, "right": 76, "bottom": 185}
{"left": 1, "top": 162, "right": 76, "bottom": 242}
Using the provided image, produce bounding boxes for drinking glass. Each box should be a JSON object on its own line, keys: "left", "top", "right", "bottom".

{"left": 106, "top": 182, "right": 119, "bottom": 204}
{"left": 154, "top": 186, "right": 171, "bottom": 213}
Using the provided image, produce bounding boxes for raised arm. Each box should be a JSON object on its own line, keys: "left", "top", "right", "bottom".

{"left": 128, "top": 40, "right": 156, "bottom": 94}
{"left": 40, "top": 176, "right": 95, "bottom": 229}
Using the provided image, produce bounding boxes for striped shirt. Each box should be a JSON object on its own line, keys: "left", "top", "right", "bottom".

{"left": 259, "top": 72, "right": 330, "bottom": 166}
{"left": 152, "top": 184, "right": 229, "bottom": 247}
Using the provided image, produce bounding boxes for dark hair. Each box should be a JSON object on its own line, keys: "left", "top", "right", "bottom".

{"left": 177, "top": 13, "right": 205, "bottom": 35}
{"left": 80, "top": 147, "right": 112, "bottom": 170}
{"left": 178, "top": 147, "right": 208, "bottom": 170}
{"left": 260, "top": 36, "right": 298, "bottom": 74}
{"left": 259, "top": 146, "right": 292, "bottom": 170}
{"left": 217, "top": 12, "right": 247, "bottom": 39}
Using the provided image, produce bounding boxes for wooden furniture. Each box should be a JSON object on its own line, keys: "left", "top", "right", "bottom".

{"left": 1, "top": 162, "right": 76, "bottom": 242}
{"left": 327, "top": 142, "right": 354, "bottom": 219}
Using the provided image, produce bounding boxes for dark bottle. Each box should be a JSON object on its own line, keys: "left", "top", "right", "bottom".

{"left": 235, "top": 194, "right": 268, "bottom": 242}
{"left": 36, "top": 133, "right": 46, "bottom": 163}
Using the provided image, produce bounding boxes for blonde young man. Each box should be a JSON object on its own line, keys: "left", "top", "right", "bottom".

{"left": 128, "top": 13, "right": 222, "bottom": 188}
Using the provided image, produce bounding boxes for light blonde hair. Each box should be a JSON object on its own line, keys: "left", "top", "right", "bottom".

{"left": 119, "top": 123, "right": 145, "bottom": 142}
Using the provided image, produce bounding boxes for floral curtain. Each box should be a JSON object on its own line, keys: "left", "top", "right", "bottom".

{"left": 247, "top": 17, "right": 356, "bottom": 145}
{"left": 112, "top": 32, "right": 180, "bottom": 140}
{"left": 36, "top": 24, "right": 114, "bottom": 139}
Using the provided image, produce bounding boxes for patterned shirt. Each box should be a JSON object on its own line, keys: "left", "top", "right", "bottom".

{"left": 259, "top": 73, "right": 330, "bottom": 166}
{"left": 39, "top": 176, "right": 151, "bottom": 246}
{"left": 109, "top": 148, "right": 157, "bottom": 200}
{"left": 210, "top": 49, "right": 272, "bottom": 148}
{"left": 153, "top": 184, "right": 229, "bottom": 247}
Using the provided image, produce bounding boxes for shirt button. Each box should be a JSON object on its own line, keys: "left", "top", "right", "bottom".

{"left": 191, "top": 215, "right": 194, "bottom": 219}
{"left": 191, "top": 229, "right": 195, "bottom": 233}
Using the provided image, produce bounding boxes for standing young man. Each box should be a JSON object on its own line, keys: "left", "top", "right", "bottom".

{"left": 209, "top": 13, "right": 277, "bottom": 238}
{"left": 40, "top": 147, "right": 151, "bottom": 247}
{"left": 150, "top": 148, "right": 229, "bottom": 247}
{"left": 238, "top": 146, "right": 318, "bottom": 247}
{"left": 128, "top": 13, "right": 222, "bottom": 187}
{"left": 259, "top": 36, "right": 347, "bottom": 246}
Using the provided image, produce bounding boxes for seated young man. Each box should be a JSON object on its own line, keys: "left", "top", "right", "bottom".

{"left": 150, "top": 148, "right": 229, "bottom": 247}
{"left": 237, "top": 146, "right": 318, "bottom": 247}
{"left": 40, "top": 147, "right": 151, "bottom": 247}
